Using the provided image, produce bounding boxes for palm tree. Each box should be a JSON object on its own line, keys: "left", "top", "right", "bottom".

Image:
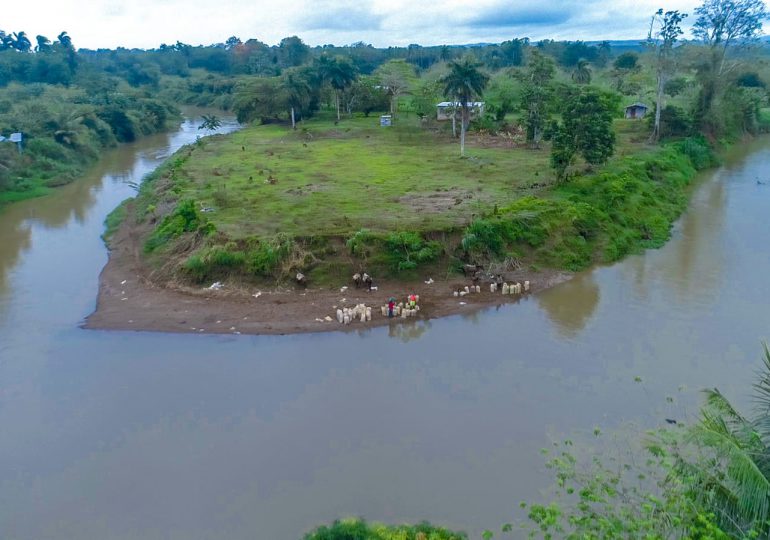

{"left": 57, "top": 31, "right": 73, "bottom": 50}
{"left": 12, "top": 32, "right": 31, "bottom": 53}
{"left": 281, "top": 68, "right": 312, "bottom": 129}
{"left": 35, "top": 35, "right": 52, "bottom": 53}
{"left": 316, "top": 55, "right": 357, "bottom": 121}
{"left": 571, "top": 59, "right": 592, "bottom": 85}
{"left": 440, "top": 57, "right": 489, "bottom": 157}
{"left": 673, "top": 344, "right": 770, "bottom": 536}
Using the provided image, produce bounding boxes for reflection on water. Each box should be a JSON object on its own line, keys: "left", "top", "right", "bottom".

{"left": 388, "top": 320, "right": 433, "bottom": 342}
{"left": 537, "top": 272, "right": 600, "bottom": 339}
{"left": 0, "top": 126, "right": 768, "bottom": 539}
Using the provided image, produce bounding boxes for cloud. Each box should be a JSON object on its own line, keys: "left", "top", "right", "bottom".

{"left": 298, "top": 1, "right": 384, "bottom": 31}
{"left": 464, "top": 5, "right": 574, "bottom": 28}
{"left": 1, "top": 0, "right": 705, "bottom": 49}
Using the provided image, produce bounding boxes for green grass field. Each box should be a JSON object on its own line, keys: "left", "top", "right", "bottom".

{"left": 133, "top": 112, "right": 714, "bottom": 284}
{"left": 172, "top": 114, "right": 649, "bottom": 238}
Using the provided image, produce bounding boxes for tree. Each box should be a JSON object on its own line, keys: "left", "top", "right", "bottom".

{"left": 499, "top": 38, "right": 527, "bottom": 67}
{"left": 526, "top": 346, "right": 770, "bottom": 538}
{"left": 198, "top": 114, "right": 221, "bottom": 134}
{"left": 614, "top": 52, "right": 640, "bottom": 70}
{"left": 35, "top": 35, "right": 52, "bottom": 53}
{"left": 571, "top": 59, "right": 592, "bottom": 84}
{"left": 484, "top": 72, "right": 518, "bottom": 121}
{"left": 692, "top": 0, "right": 767, "bottom": 132}
{"left": 648, "top": 9, "right": 687, "bottom": 143}
{"left": 374, "top": 59, "right": 415, "bottom": 117}
{"left": 440, "top": 56, "right": 489, "bottom": 156}
{"left": 232, "top": 78, "right": 286, "bottom": 124}
{"left": 439, "top": 45, "right": 453, "bottom": 62}
{"left": 55, "top": 31, "right": 77, "bottom": 71}
{"left": 56, "top": 31, "right": 73, "bottom": 49}
{"left": 315, "top": 55, "right": 358, "bottom": 121}
{"left": 549, "top": 88, "right": 618, "bottom": 180}
{"left": 278, "top": 36, "right": 310, "bottom": 68}
{"left": 12, "top": 32, "right": 31, "bottom": 53}
{"left": 664, "top": 345, "right": 770, "bottom": 537}
{"left": 664, "top": 76, "right": 689, "bottom": 96}
{"left": 280, "top": 67, "right": 312, "bottom": 128}
{"left": 346, "top": 76, "right": 389, "bottom": 117}
{"left": 611, "top": 52, "right": 640, "bottom": 93}
{"left": 519, "top": 50, "right": 556, "bottom": 148}
{"left": 224, "top": 36, "right": 242, "bottom": 50}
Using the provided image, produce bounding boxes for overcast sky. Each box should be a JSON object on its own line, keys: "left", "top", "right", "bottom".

{"left": 4, "top": 0, "right": 708, "bottom": 50}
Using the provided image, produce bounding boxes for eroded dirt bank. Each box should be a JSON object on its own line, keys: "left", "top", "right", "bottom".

{"left": 85, "top": 206, "right": 571, "bottom": 336}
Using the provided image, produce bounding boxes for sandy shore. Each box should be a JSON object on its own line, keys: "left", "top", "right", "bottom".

{"left": 84, "top": 208, "right": 572, "bottom": 336}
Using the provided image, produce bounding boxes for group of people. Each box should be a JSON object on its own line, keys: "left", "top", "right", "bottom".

{"left": 387, "top": 294, "right": 418, "bottom": 318}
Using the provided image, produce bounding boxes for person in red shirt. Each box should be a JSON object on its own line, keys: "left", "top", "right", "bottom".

{"left": 387, "top": 298, "right": 395, "bottom": 318}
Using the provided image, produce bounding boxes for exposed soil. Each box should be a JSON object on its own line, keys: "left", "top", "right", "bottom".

{"left": 84, "top": 204, "right": 572, "bottom": 336}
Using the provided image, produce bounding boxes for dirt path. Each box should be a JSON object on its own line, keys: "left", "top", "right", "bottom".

{"left": 84, "top": 209, "right": 572, "bottom": 336}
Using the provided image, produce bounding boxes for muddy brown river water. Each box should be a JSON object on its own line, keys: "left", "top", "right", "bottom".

{"left": 1, "top": 113, "right": 769, "bottom": 539}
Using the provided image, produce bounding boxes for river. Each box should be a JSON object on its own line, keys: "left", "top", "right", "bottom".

{"left": 0, "top": 114, "right": 768, "bottom": 539}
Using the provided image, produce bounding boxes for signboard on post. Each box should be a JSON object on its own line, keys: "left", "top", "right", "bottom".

{"left": 380, "top": 115, "right": 392, "bottom": 127}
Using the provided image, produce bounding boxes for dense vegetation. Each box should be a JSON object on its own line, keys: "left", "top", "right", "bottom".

{"left": 303, "top": 518, "right": 466, "bottom": 540}
{"left": 3, "top": 2, "right": 770, "bottom": 539}
{"left": 3, "top": 0, "right": 769, "bottom": 208}
{"left": 0, "top": 32, "right": 179, "bottom": 204}
{"left": 521, "top": 345, "right": 770, "bottom": 539}
{"left": 116, "top": 0, "right": 770, "bottom": 287}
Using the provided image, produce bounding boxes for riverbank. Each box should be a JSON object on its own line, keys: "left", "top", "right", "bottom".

{"left": 85, "top": 196, "right": 571, "bottom": 335}
{"left": 86, "top": 114, "right": 721, "bottom": 335}
{"left": 0, "top": 82, "right": 180, "bottom": 209}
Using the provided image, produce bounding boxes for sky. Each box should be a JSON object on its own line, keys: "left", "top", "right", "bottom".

{"left": 3, "top": 0, "right": 707, "bottom": 50}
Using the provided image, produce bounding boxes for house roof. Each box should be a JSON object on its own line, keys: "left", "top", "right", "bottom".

{"left": 437, "top": 101, "right": 485, "bottom": 107}
{"left": 625, "top": 102, "right": 649, "bottom": 109}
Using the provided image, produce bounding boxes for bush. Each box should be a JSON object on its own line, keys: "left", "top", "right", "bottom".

{"left": 346, "top": 228, "right": 380, "bottom": 258}
{"left": 385, "top": 231, "right": 442, "bottom": 272}
{"left": 675, "top": 137, "right": 717, "bottom": 170}
{"left": 144, "top": 199, "right": 206, "bottom": 252}
{"left": 303, "top": 518, "right": 467, "bottom": 540}
{"left": 653, "top": 105, "right": 693, "bottom": 138}
{"left": 181, "top": 244, "right": 246, "bottom": 283}
{"left": 247, "top": 233, "right": 296, "bottom": 278}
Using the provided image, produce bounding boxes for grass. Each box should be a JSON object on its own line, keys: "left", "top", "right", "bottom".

{"left": 131, "top": 112, "right": 713, "bottom": 284}
{"left": 102, "top": 198, "right": 131, "bottom": 242}
{"left": 173, "top": 115, "right": 549, "bottom": 236}
{"left": 163, "top": 114, "right": 650, "bottom": 238}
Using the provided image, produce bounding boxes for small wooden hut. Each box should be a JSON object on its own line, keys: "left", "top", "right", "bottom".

{"left": 624, "top": 103, "right": 649, "bottom": 119}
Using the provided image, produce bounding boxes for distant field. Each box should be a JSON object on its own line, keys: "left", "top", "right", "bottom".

{"left": 171, "top": 115, "right": 649, "bottom": 238}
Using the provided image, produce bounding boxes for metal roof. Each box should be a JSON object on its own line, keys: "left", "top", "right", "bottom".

{"left": 437, "top": 101, "right": 485, "bottom": 107}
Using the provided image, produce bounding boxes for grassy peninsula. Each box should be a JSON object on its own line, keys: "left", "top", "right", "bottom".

{"left": 124, "top": 112, "right": 717, "bottom": 287}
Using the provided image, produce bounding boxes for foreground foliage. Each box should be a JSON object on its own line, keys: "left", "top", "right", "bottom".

{"left": 303, "top": 518, "right": 466, "bottom": 540}
{"left": 524, "top": 345, "right": 770, "bottom": 539}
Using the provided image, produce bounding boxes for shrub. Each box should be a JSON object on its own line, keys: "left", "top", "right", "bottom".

{"left": 385, "top": 231, "right": 443, "bottom": 272}
{"left": 676, "top": 137, "right": 717, "bottom": 170}
{"left": 181, "top": 244, "right": 246, "bottom": 283}
{"left": 346, "top": 228, "right": 381, "bottom": 258}
{"left": 144, "top": 199, "right": 206, "bottom": 252}
{"left": 303, "top": 518, "right": 467, "bottom": 540}
{"left": 657, "top": 105, "right": 693, "bottom": 138}
{"left": 247, "top": 233, "right": 296, "bottom": 278}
